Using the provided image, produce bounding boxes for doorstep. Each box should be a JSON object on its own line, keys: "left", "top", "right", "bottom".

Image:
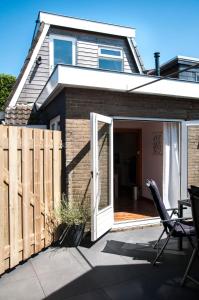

{"left": 112, "top": 217, "right": 160, "bottom": 231}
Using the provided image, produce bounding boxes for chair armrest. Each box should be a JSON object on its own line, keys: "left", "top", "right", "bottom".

{"left": 160, "top": 217, "right": 191, "bottom": 224}
{"left": 166, "top": 207, "right": 187, "bottom": 211}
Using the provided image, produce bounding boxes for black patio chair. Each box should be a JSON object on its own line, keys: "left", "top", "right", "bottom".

{"left": 146, "top": 179, "right": 195, "bottom": 266}
{"left": 181, "top": 191, "right": 199, "bottom": 286}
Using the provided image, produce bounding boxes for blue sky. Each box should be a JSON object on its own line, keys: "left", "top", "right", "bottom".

{"left": 0, "top": 0, "right": 199, "bottom": 76}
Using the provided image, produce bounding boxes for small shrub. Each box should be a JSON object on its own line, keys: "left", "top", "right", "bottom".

{"left": 57, "top": 194, "right": 90, "bottom": 226}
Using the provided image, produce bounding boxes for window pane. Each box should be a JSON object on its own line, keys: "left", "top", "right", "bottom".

{"left": 100, "top": 49, "right": 121, "bottom": 57}
{"left": 99, "top": 58, "right": 122, "bottom": 72}
{"left": 54, "top": 39, "right": 73, "bottom": 65}
{"left": 180, "top": 71, "right": 196, "bottom": 82}
{"left": 98, "top": 121, "right": 110, "bottom": 210}
{"left": 51, "top": 123, "right": 55, "bottom": 130}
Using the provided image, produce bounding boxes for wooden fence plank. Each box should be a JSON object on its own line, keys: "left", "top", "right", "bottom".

{"left": 0, "top": 126, "right": 62, "bottom": 274}
{"left": 22, "top": 128, "right": 30, "bottom": 260}
{"left": 34, "top": 129, "right": 42, "bottom": 252}
{"left": 44, "top": 130, "right": 50, "bottom": 246}
{"left": 9, "top": 127, "right": 19, "bottom": 268}
{"left": 0, "top": 126, "right": 5, "bottom": 274}
{"left": 53, "top": 131, "right": 61, "bottom": 210}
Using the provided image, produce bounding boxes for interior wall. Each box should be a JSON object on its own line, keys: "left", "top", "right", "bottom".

{"left": 114, "top": 132, "right": 137, "bottom": 186}
{"left": 114, "top": 121, "right": 163, "bottom": 200}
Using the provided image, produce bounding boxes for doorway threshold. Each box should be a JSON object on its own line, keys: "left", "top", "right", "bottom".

{"left": 112, "top": 217, "right": 160, "bottom": 231}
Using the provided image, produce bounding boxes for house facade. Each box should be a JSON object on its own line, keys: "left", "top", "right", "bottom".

{"left": 5, "top": 12, "right": 199, "bottom": 240}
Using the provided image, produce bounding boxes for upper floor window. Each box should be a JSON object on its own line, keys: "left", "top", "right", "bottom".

{"left": 98, "top": 47, "right": 123, "bottom": 72}
{"left": 50, "top": 115, "right": 60, "bottom": 130}
{"left": 49, "top": 35, "right": 76, "bottom": 72}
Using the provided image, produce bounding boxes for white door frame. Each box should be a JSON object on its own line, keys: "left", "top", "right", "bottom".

{"left": 91, "top": 114, "right": 194, "bottom": 230}
{"left": 91, "top": 113, "right": 113, "bottom": 241}
{"left": 181, "top": 120, "right": 199, "bottom": 200}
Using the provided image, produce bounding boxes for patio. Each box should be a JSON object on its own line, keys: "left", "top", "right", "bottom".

{"left": 0, "top": 226, "right": 198, "bottom": 300}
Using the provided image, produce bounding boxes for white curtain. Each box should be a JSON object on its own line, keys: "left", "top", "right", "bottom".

{"left": 163, "top": 122, "right": 180, "bottom": 208}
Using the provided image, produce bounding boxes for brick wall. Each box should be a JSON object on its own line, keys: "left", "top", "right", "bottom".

{"left": 188, "top": 126, "right": 199, "bottom": 187}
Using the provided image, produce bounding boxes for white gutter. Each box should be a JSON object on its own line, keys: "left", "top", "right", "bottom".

{"left": 36, "top": 65, "right": 199, "bottom": 107}
{"left": 39, "top": 12, "right": 135, "bottom": 38}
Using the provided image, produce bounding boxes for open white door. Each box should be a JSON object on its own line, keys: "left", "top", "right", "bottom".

{"left": 181, "top": 120, "right": 199, "bottom": 199}
{"left": 90, "top": 113, "right": 113, "bottom": 241}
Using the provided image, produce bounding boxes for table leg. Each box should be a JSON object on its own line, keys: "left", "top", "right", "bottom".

{"left": 178, "top": 202, "right": 183, "bottom": 250}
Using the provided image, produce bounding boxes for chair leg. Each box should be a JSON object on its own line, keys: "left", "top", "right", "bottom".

{"left": 153, "top": 232, "right": 171, "bottom": 266}
{"left": 181, "top": 248, "right": 197, "bottom": 286}
{"left": 153, "top": 228, "right": 166, "bottom": 249}
{"left": 187, "top": 236, "right": 195, "bottom": 249}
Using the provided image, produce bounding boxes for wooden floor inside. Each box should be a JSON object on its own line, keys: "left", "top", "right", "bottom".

{"left": 114, "top": 191, "right": 158, "bottom": 222}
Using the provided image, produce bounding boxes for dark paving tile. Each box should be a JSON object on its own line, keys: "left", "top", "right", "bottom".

{"left": 65, "top": 289, "right": 110, "bottom": 300}
{"left": 104, "top": 275, "right": 199, "bottom": 300}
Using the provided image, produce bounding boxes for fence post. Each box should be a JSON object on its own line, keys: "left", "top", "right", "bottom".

{"left": 9, "top": 127, "right": 19, "bottom": 268}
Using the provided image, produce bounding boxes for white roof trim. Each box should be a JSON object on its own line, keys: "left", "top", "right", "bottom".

{"left": 177, "top": 55, "right": 199, "bottom": 62}
{"left": 8, "top": 23, "right": 50, "bottom": 107}
{"left": 127, "top": 38, "right": 143, "bottom": 73}
{"left": 36, "top": 65, "right": 199, "bottom": 107}
{"left": 160, "top": 55, "right": 199, "bottom": 69}
{"left": 39, "top": 12, "right": 135, "bottom": 38}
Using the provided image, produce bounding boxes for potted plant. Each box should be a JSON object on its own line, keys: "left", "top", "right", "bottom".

{"left": 56, "top": 195, "right": 89, "bottom": 247}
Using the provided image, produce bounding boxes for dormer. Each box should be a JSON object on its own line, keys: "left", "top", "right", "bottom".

{"left": 6, "top": 12, "right": 144, "bottom": 109}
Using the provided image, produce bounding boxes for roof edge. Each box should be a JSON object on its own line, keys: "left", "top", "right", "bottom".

{"left": 39, "top": 11, "right": 136, "bottom": 38}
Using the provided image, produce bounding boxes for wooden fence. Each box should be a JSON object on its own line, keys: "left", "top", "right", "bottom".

{"left": 0, "top": 126, "right": 62, "bottom": 274}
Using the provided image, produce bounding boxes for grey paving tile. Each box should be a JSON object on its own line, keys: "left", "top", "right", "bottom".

{"left": 40, "top": 268, "right": 98, "bottom": 299}
{"left": 0, "top": 276, "right": 44, "bottom": 300}
{"left": 0, "top": 261, "right": 35, "bottom": 284}
{"left": 30, "top": 247, "right": 90, "bottom": 277}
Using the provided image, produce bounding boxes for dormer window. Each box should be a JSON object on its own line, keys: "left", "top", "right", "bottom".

{"left": 98, "top": 47, "right": 123, "bottom": 72}
{"left": 49, "top": 35, "right": 76, "bottom": 72}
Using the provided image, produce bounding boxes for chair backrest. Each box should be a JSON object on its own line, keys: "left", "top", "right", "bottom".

{"left": 190, "top": 185, "right": 199, "bottom": 197}
{"left": 146, "top": 179, "right": 170, "bottom": 228}
{"left": 189, "top": 192, "right": 199, "bottom": 246}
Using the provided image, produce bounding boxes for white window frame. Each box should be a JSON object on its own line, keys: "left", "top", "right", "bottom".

{"left": 50, "top": 115, "right": 60, "bottom": 130}
{"left": 98, "top": 46, "right": 123, "bottom": 71}
{"left": 49, "top": 34, "right": 76, "bottom": 73}
{"left": 195, "top": 72, "right": 199, "bottom": 82}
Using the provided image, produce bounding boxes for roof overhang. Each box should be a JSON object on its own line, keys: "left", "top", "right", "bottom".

{"left": 36, "top": 65, "right": 199, "bottom": 108}
{"left": 39, "top": 12, "right": 135, "bottom": 38}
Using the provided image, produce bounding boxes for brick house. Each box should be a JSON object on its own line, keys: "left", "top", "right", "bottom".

{"left": 5, "top": 12, "right": 199, "bottom": 240}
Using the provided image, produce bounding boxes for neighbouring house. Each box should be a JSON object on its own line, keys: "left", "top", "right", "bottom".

{"left": 5, "top": 11, "right": 199, "bottom": 241}
{"left": 148, "top": 55, "right": 199, "bottom": 81}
